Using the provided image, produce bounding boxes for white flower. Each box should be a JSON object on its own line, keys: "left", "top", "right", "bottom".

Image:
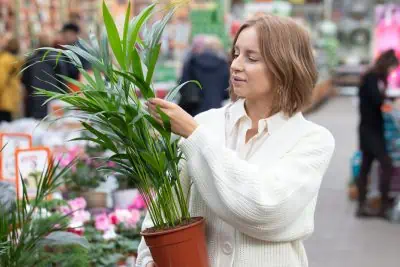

{"left": 103, "top": 227, "right": 118, "bottom": 240}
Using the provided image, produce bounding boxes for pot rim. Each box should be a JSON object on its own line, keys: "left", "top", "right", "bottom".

{"left": 141, "top": 216, "right": 204, "bottom": 237}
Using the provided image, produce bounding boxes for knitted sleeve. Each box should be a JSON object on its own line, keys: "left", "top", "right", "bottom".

{"left": 179, "top": 124, "right": 334, "bottom": 241}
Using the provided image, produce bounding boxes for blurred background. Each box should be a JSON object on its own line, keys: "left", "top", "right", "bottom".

{"left": 0, "top": 0, "right": 400, "bottom": 266}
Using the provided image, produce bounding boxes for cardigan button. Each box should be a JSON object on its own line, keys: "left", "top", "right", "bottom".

{"left": 222, "top": 241, "right": 233, "bottom": 255}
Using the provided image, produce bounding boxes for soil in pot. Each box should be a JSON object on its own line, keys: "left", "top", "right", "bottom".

{"left": 141, "top": 217, "right": 208, "bottom": 267}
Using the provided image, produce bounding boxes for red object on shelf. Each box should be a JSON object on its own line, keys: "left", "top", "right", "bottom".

{"left": 156, "top": 89, "right": 168, "bottom": 99}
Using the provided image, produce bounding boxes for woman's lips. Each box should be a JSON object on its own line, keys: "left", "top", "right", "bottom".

{"left": 231, "top": 76, "right": 246, "bottom": 85}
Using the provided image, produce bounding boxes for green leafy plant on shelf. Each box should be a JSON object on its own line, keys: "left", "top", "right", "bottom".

{"left": 0, "top": 160, "right": 90, "bottom": 267}
{"left": 84, "top": 224, "right": 140, "bottom": 266}
{"left": 33, "top": 0, "right": 199, "bottom": 230}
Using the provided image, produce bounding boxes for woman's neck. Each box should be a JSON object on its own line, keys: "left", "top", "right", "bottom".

{"left": 244, "top": 98, "right": 273, "bottom": 128}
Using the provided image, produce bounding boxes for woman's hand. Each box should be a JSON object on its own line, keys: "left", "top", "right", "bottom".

{"left": 146, "top": 262, "right": 157, "bottom": 267}
{"left": 146, "top": 98, "right": 199, "bottom": 138}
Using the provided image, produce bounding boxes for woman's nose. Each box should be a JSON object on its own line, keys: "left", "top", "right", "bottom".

{"left": 231, "top": 57, "right": 244, "bottom": 72}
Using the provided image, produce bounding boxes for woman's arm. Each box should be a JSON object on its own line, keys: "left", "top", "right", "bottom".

{"left": 179, "top": 125, "right": 334, "bottom": 241}
{"left": 145, "top": 98, "right": 334, "bottom": 240}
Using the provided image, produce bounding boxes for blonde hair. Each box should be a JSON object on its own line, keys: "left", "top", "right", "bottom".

{"left": 230, "top": 15, "right": 317, "bottom": 116}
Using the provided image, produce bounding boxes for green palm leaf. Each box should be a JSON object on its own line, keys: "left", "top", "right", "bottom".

{"left": 102, "top": 1, "right": 125, "bottom": 69}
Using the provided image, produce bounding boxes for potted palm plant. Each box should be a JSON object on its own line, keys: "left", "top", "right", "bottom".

{"left": 32, "top": 1, "right": 207, "bottom": 266}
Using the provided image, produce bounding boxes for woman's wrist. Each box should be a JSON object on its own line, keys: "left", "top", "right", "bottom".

{"left": 184, "top": 121, "right": 199, "bottom": 138}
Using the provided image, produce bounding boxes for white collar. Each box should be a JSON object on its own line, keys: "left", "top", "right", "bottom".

{"left": 226, "top": 98, "right": 289, "bottom": 135}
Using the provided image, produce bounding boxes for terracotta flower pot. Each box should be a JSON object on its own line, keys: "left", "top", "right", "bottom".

{"left": 141, "top": 217, "right": 208, "bottom": 267}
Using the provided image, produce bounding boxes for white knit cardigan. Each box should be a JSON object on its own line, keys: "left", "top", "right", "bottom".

{"left": 136, "top": 105, "right": 335, "bottom": 267}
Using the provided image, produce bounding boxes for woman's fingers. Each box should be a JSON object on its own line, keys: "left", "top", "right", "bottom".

{"left": 148, "top": 98, "right": 173, "bottom": 109}
{"left": 146, "top": 101, "right": 165, "bottom": 125}
{"left": 146, "top": 101, "right": 170, "bottom": 117}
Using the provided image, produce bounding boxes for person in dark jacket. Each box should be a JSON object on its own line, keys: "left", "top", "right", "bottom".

{"left": 22, "top": 32, "right": 68, "bottom": 119}
{"left": 179, "top": 35, "right": 229, "bottom": 116}
{"left": 60, "top": 23, "right": 91, "bottom": 80}
{"left": 357, "top": 49, "right": 399, "bottom": 218}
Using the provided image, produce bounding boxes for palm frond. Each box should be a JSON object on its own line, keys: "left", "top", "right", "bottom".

{"left": 26, "top": 0, "right": 194, "bottom": 230}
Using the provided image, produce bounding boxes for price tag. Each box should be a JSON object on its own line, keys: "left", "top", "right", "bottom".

{"left": 0, "top": 133, "right": 32, "bottom": 181}
{"left": 15, "top": 147, "right": 51, "bottom": 199}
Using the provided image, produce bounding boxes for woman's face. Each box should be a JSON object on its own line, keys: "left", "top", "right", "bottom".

{"left": 231, "top": 26, "right": 272, "bottom": 101}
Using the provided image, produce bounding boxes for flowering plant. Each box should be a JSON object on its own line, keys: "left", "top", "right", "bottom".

{"left": 58, "top": 145, "right": 111, "bottom": 192}
{"left": 57, "top": 194, "right": 146, "bottom": 266}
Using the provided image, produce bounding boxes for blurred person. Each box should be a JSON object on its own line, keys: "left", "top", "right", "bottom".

{"left": 0, "top": 37, "right": 22, "bottom": 121}
{"left": 62, "top": 23, "right": 80, "bottom": 46}
{"left": 178, "top": 35, "right": 230, "bottom": 116}
{"left": 357, "top": 49, "right": 399, "bottom": 218}
{"left": 22, "top": 32, "right": 68, "bottom": 119}
{"left": 60, "top": 23, "right": 91, "bottom": 80}
{"left": 141, "top": 14, "right": 334, "bottom": 267}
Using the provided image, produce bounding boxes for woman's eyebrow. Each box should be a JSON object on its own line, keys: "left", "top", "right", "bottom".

{"left": 246, "top": 49, "right": 260, "bottom": 55}
{"left": 234, "top": 46, "right": 260, "bottom": 55}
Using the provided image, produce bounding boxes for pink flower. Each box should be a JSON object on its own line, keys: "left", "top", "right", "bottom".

{"left": 85, "top": 158, "right": 92, "bottom": 165}
{"left": 71, "top": 165, "right": 77, "bottom": 173}
{"left": 72, "top": 210, "right": 91, "bottom": 224}
{"left": 95, "top": 213, "right": 113, "bottom": 231}
{"left": 107, "top": 161, "right": 116, "bottom": 168}
{"left": 127, "top": 209, "right": 141, "bottom": 226}
{"left": 109, "top": 209, "right": 140, "bottom": 228}
{"left": 129, "top": 194, "right": 146, "bottom": 210}
{"left": 58, "top": 146, "right": 82, "bottom": 167}
{"left": 114, "top": 209, "right": 132, "bottom": 223}
{"left": 108, "top": 212, "right": 119, "bottom": 225}
{"left": 68, "top": 197, "right": 87, "bottom": 211}
{"left": 59, "top": 205, "right": 71, "bottom": 215}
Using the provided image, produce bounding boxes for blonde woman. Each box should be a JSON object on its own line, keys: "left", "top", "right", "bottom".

{"left": 141, "top": 14, "right": 335, "bottom": 267}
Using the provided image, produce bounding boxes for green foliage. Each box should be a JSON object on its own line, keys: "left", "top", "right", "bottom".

{"left": 0, "top": 161, "right": 89, "bottom": 267}
{"left": 84, "top": 224, "right": 139, "bottom": 266}
{"left": 33, "top": 1, "right": 197, "bottom": 230}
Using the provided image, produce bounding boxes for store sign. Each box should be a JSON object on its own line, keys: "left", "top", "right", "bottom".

{"left": 244, "top": 2, "right": 292, "bottom": 18}
{"left": 15, "top": 147, "right": 51, "bottom": 199}
{"left": 0, "top": 133, "right": 32, "bottom": 181}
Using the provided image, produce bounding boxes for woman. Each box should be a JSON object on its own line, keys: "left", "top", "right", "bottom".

{"left": 140, "top": 14, "right": 335, "bottom": 267}
{"left": 357, "top": 49, "right": 399, "bottom": 218}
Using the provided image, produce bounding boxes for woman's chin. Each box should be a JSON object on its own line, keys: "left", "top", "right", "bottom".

{"left": 233, "top": 88, "right": 247, "bottom": 98}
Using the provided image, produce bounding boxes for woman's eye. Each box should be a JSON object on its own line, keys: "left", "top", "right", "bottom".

{"left": 233, "top": 53, "right": 239, "bottom": 58}
{"left": 248, "top": 57, "right": 257, "bottom": 62}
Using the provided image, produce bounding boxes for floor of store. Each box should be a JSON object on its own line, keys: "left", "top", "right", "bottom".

{"left": 305, "top": 96, "right": 400, "bottom": 267}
